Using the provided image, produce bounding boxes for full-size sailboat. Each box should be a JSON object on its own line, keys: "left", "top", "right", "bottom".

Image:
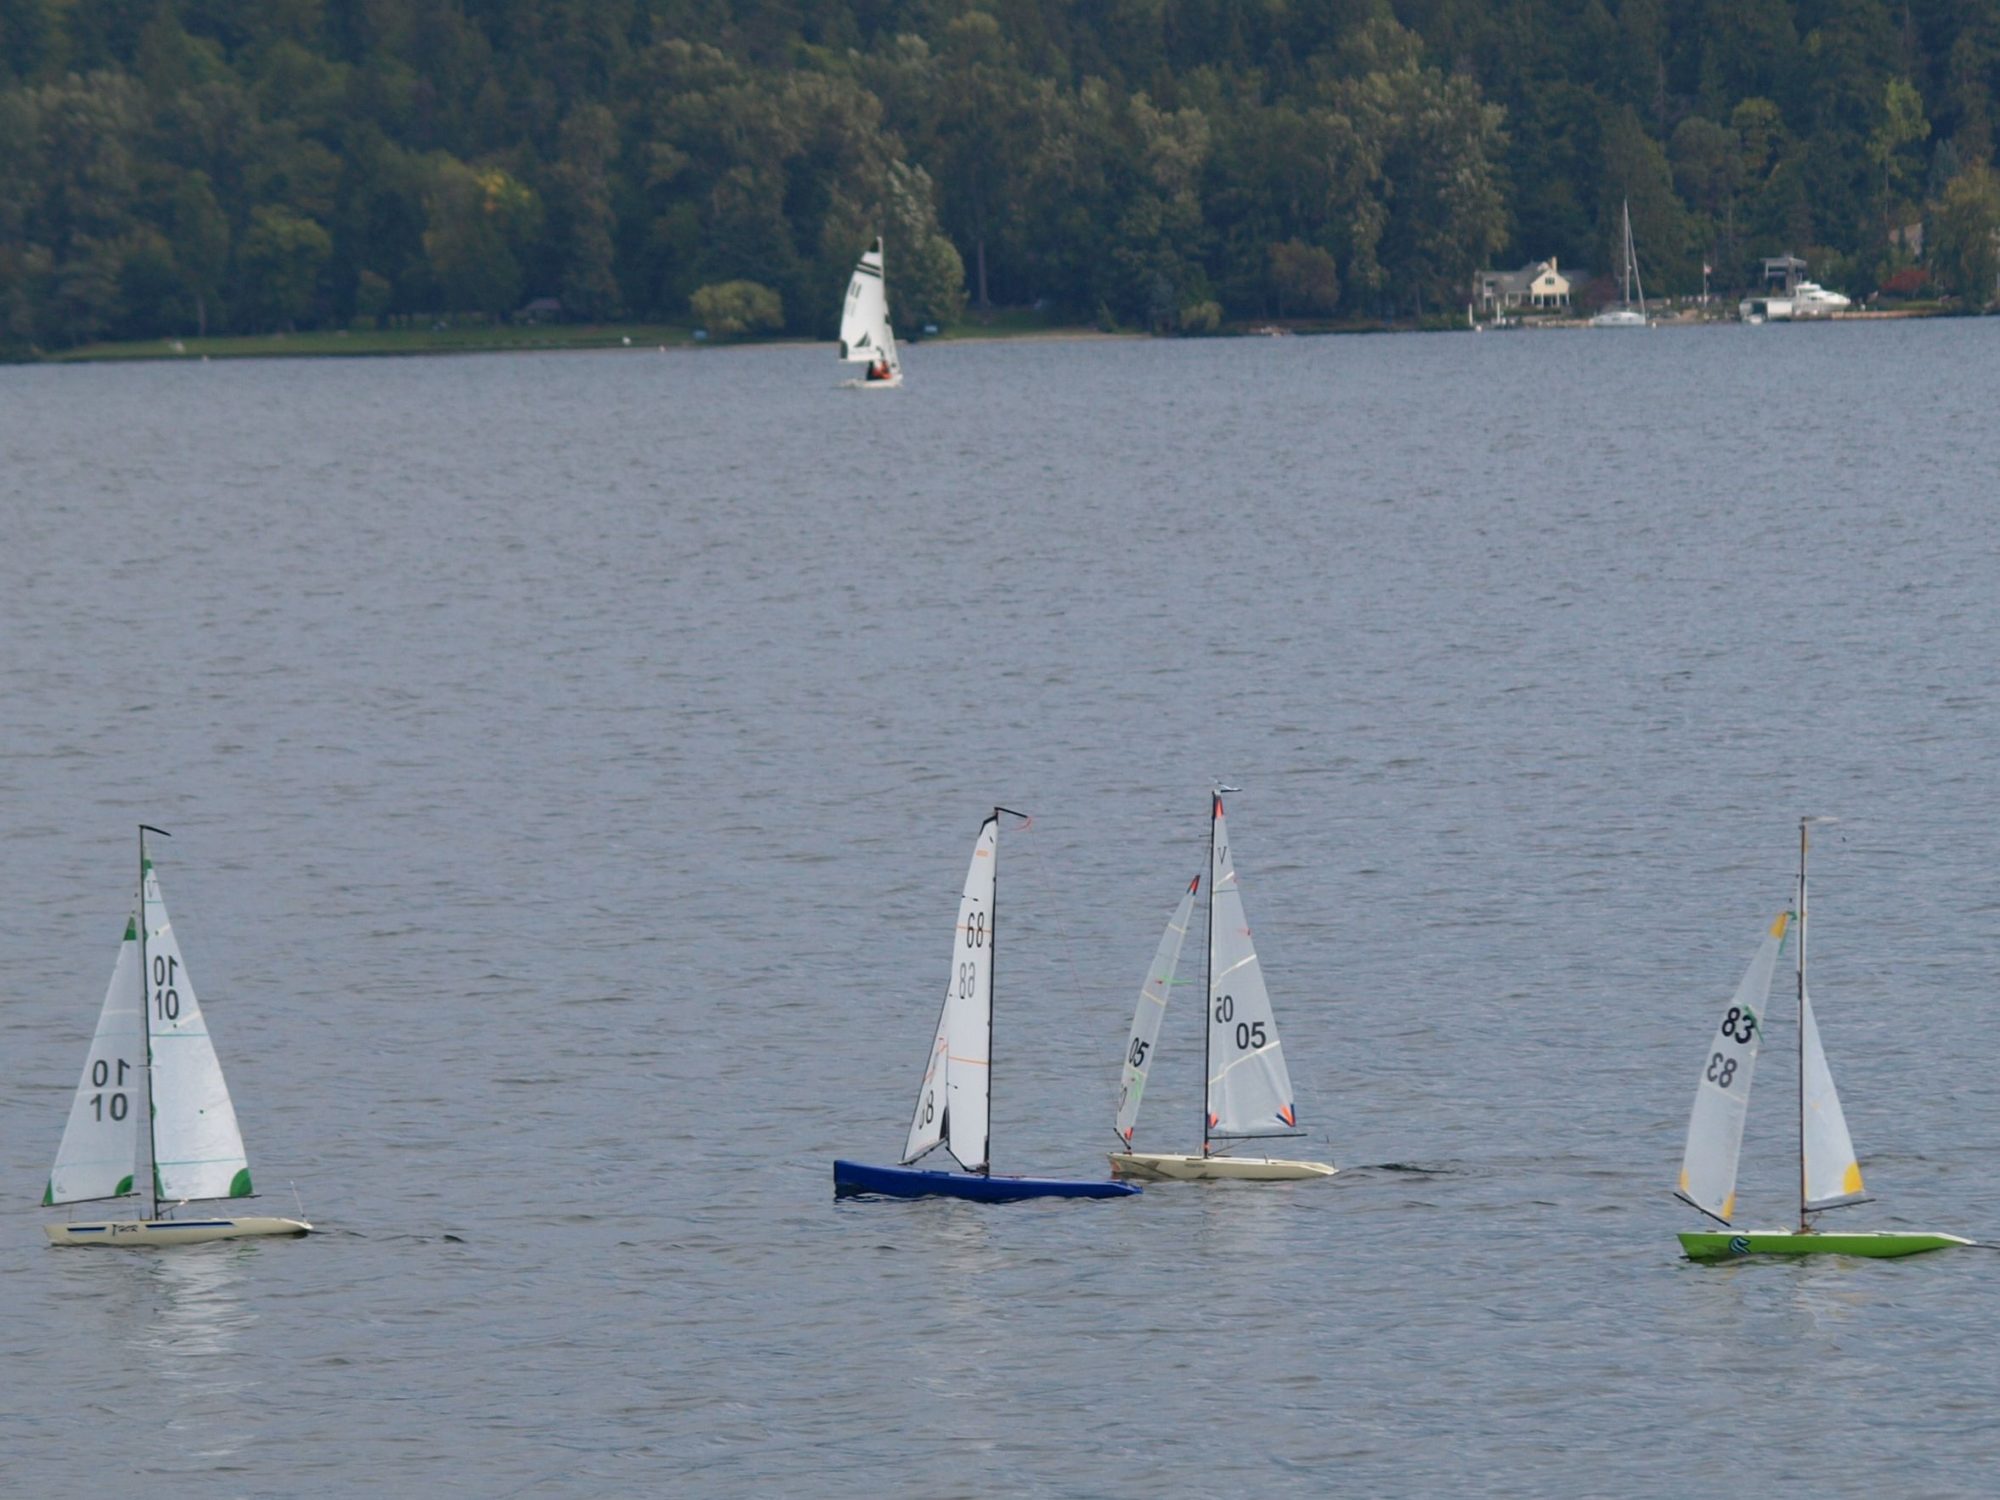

{"left": 837, "top": 237, "right": 904, "bottom": 389}
{"left": 1590, "top": 199, "right": 1651, "bottom": 327}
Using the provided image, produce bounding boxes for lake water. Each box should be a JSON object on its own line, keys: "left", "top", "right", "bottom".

{"left": 3, "top": 321, "right": 2000, "bottom": 1495}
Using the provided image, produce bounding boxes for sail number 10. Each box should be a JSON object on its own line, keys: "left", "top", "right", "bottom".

{"left": 153, "top": 954, "right": 180, "bottom": 1021}
{"left": 89, "top": 1057, "right": 131, "bottom": 1121}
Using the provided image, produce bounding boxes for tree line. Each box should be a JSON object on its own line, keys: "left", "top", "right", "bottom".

{"left": 2, "top": 0, "right": 1998, "bottom": 352}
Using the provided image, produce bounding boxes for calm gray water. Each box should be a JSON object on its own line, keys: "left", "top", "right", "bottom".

{"left": 3, "top": 322, "right": 2000, "bottom": 1495}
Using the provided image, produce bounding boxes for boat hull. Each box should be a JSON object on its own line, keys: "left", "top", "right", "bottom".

{"left": 1679, "top": 1229, "right": 1971, "bottom": 1261}
{"left": 833, "top": 1160, "right": 1138, "bottom": 1202}
{"left": 839, "top": 375, "right": 903, "bottom": 390}
{"left": 1109, "top": 1151, "right": 1336, "bottom": 1182}
{"left": 47, "top": 1216, "right": 312, "bottom": 1247}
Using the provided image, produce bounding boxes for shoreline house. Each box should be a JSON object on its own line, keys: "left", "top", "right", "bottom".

{"left": 1473, "top": 258, "right": 1572, "bottom": 315}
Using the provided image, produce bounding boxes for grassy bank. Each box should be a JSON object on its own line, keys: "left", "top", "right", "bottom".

{"left": 28, "top": 305, "right": 1133, "bottom": 364}
{"left": 44, "top": 322, "right": 703, "bottom": 362}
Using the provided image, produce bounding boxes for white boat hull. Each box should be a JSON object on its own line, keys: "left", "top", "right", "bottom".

{"left": 1110, "top": 1151, "right": 1336, "bottom": 1182}
{"left": 47, "top": 1215, "right": 311, "bottom": 1247}
{"left": 840, "top": 375, "right": 903, "bottom": 390}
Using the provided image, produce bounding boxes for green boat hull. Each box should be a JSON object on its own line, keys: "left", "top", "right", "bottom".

{"left": 1680, "top": 1230, "right": 1972, "bottom": 1261}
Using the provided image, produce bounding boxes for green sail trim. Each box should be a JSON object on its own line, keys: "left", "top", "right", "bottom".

{"left": 115, "top": 1174, "right": 133, "bottom": 1196}
{"left": 229, "top": 1169, "right": 253, "bottom": 1198}
{"left": 42, "top": 1180, "right": 53, "bottom": 1206}
{"left": 123, "top": 918, "right": 137, "bottom": 941}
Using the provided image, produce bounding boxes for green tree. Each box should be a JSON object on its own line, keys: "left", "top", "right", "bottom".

{"left": 544, "top": 103, "right": 622, "bottom": 319}
{"left": 239, "top": 206, "right": 331, "bottom": 328}
{"left": 1866, "top": 78, "right": 1930, "bottom": 249}
{"left": 690, "top": 278, "right": 781, "bottom": 337}
{"left": 423, "top": 158, "right": 541, "bottom": 315}
{"left": 1268, "top": 238, "right": 1339, "bottom": 315}
{"left": 1929, "top": 164, "right": 2000, "bottom": 306}
{"left": 168, "top": 169, "right": 228, "bottom": 335}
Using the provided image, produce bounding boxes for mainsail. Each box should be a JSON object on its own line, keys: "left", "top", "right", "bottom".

{"left": 143, "top": 862, "right": 253, "bottom": 1201}
{"left": 838, "top": 238, "right": 902, "bottom": 378}
{"left": 1677, "top": 911, "right": 1788, "bottom": 1223}
{"left": 1207, "top": 795, "right": 1298, "bottom": 1137}
{"left": 45, "top": 914, "right": 145, "bottom": 1205}
{"left": 1800, "top": 986, "right": 1866, "bottom": 1211}
{"left": 1116, "top": 876, "right": 1198, "bottom": 1145}
{"left": 903, "top": 814, "right": 995, "bottom": 1172}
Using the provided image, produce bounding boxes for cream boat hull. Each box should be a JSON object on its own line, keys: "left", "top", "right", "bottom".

{"left": 47, "top": 1215, "right": 312, "bottom": 1247}
{"left": 1110, "top": 1152, "right": 1336, "bottom": 1182}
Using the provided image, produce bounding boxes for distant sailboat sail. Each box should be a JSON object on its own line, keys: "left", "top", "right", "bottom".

{"left": 904, "top": 814, "right": 995, "bottom": 1173}
{"left": 1207, "top": 796, "right": 1298, "bottom": 1137}
{"left": 1116, "top": 876, "right": 1198, "bottom": 1146}
{"left": 1677, "top": 911, "right": 1786, "bottom": 1223}
{"left": 839, "top": 237, "right": 903, "bottom": 387}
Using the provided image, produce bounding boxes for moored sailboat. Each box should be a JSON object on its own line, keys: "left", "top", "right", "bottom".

{"left": 834, "top": 810, "right": 1140, "bottom": 1202}
{"left": 43, "top": 828, "right": 310, "bottom": 1247}
{"left": 1109, "top": 790, "right": 1335, "bottom": 1183}
{"left": 1675, "top": 818, "right": 1967, "bottom": 1260}
{"left": 1590, "top": 199, "right": 1651, "bottom": 328}
{"left": 837, "top": 236, "right": 904, "bottom": 389}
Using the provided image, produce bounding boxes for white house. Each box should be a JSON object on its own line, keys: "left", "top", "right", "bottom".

{"left": 1473, "top": 258, "right": 1572, "bottom": 313}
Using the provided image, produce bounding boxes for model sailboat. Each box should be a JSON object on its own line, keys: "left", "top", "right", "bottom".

{"left": 1110, "top": 790, "right": 1336, "bottom": 1182}
{"left": 834, "top": 809, "right": 1140, "bottom": 1202}
{"left": 837, "top": 237, "right": 903, "bottom": 389}
{"left": 1676, "top": 818, "right": 1967, "bottom": 1260}
{"left": 43, "top": 828, "right": 310, "bottom": 1246}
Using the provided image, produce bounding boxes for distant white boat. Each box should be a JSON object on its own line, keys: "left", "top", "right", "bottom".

{"left": 1740, "top": 280, "right": 1851, "bottom": 322}
{"left": 1591, "top": 200, "right": 1650, "bottom": 328}
{"left": 44, "top": 828, "right": 310, "bottom": 1247}
{"left": 838, "top": 237, "right": 903, "bottom": 390}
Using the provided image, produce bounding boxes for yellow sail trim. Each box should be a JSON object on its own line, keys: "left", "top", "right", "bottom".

{"left": 1721, "top": 1191, "right": 1735, "bottom": 1220}
{"left": 1769, "top": 910, "right": 1790, "bottom": 939}
{"left": 1678, "top": 1167, "right": 1689, "bottom": 1192}
{"left": 1843, "top": 1161, "right": 1864, "bottom": 1195}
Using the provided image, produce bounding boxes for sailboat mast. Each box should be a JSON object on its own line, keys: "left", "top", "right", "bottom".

{"left": 137, "top": 824, "right": 167, "bottom": 1220}
{"left": 1203, "top": 792, "right": 1216, "bottom": 1156}
{"left": 1797, "top": 817, "right": 1809, "bottom": 1234}
{"left": 986, "top": 805, "right": 998, "bottom": 1178}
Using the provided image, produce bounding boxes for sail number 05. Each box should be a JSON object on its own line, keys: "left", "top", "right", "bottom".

{"left": 1213, "top": 995, "right": 1267, "bottom": 1051}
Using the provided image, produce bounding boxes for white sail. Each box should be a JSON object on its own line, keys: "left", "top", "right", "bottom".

{"left": 903, "top": 814, "right": 995, "bottom": 1171}
{"left": 1207, "top": 796, "right": 1298, "bottom": 1137}
{"left": 1800, "top": 985, "right": 1866, "bottom": 1211}
{"left": 1677, "top": 911, "right": 1788, "bottom": 1223}
{"left": 143, "top": 862, "right": 253, "bottom": 1202}
{"left": 45, "top": 914, "right": 146, "bottom": 1205}
{"left": 1116, "top": 875, "right": 1199, "bottom": 1146}
{"left": 838, "top": 238, "right": 902, "bottom": 378}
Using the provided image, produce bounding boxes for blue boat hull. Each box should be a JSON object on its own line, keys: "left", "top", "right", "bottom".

{"left": 833, "top": 1159, "right": 1140, "bottom": 1202}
